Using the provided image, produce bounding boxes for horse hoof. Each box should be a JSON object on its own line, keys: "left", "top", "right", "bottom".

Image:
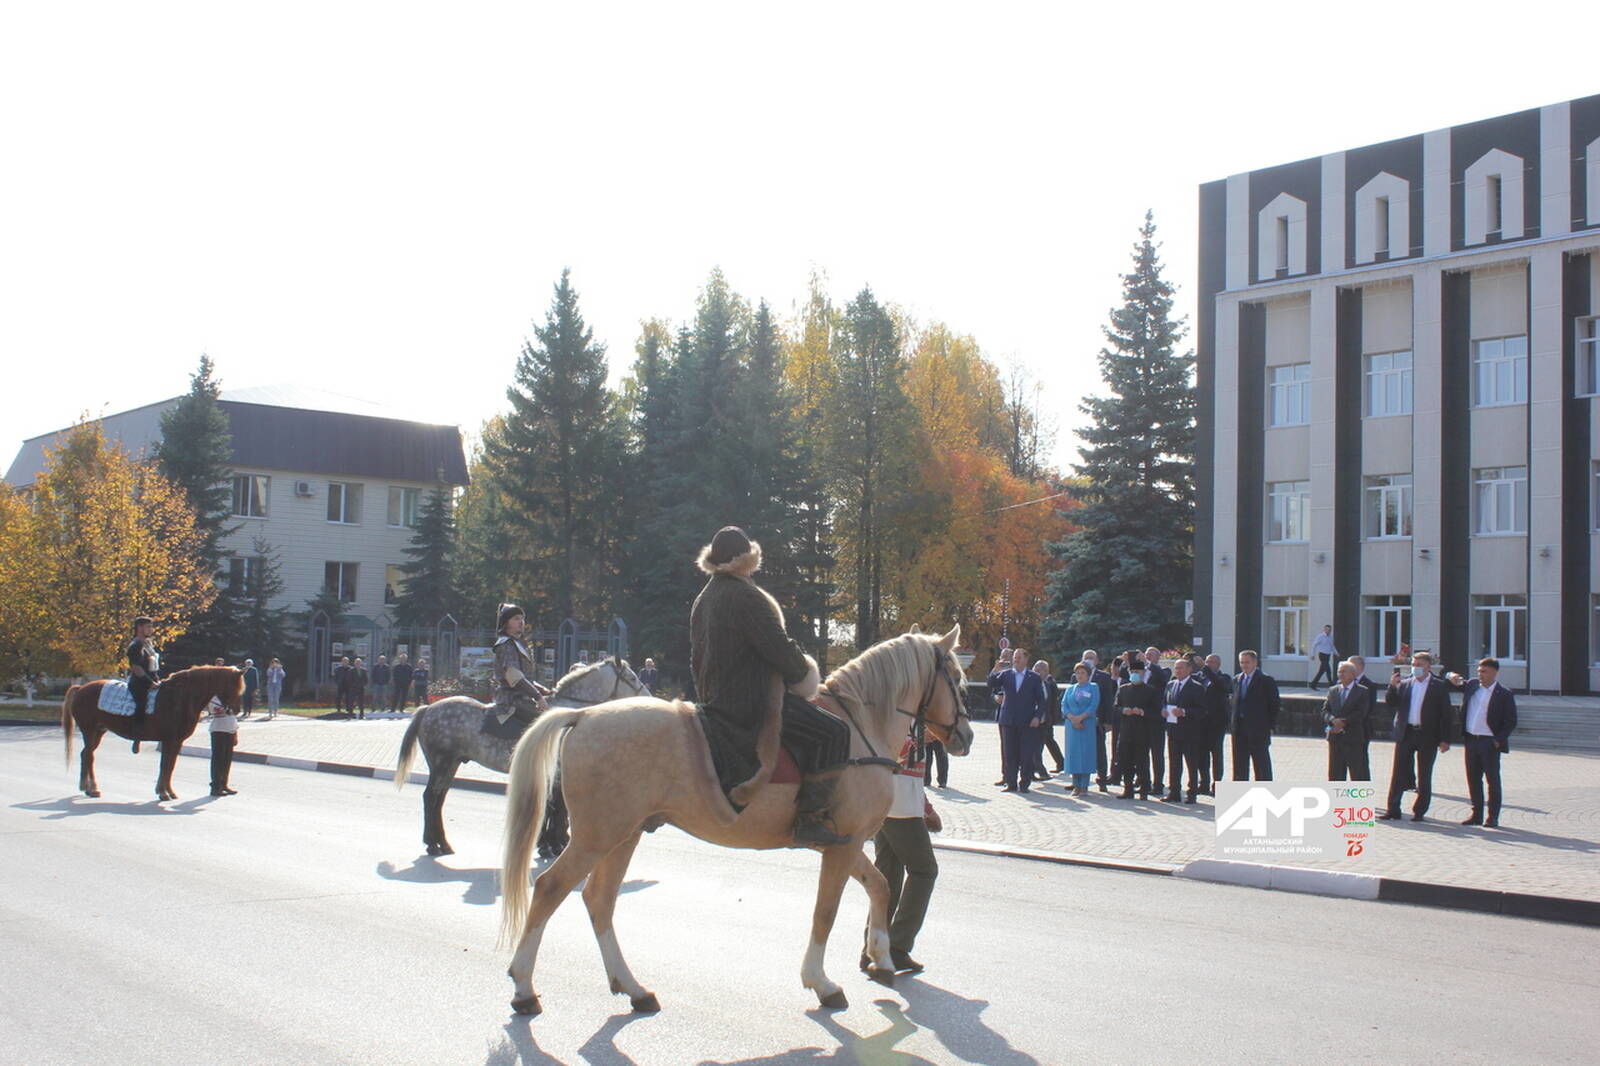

{"left": 818, "top": 989, "right": 848, "bottom": 1010}
{"left": 85, "top": 790, "right": 100, "bottom": 799}
{"left": 436, "top": 843, "right": 454, "bottom": 856}
{"left": 867, "top": 966, "right": 896, "bottom": 988}
{"left": 510, "top": 995, "right": 542, "bottom": 1016}
{"left": 630, "top": 993, "right": 660, "bottom": 1014}
{"left": 425, "top": 843, "right": 443, "bottom": 856}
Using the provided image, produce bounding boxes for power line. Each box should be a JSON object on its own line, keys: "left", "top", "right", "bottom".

{"left": 984, "top": 491, "right": 1069, "bottom": 515}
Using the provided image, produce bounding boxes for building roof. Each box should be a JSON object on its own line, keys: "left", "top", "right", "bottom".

{"left": 5, "top": 385, "right": 469, "bottom": 488}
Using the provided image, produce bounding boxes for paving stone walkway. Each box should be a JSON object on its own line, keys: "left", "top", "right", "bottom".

{"left": 99, "top": 710, "right": 1600, "bottom": 902}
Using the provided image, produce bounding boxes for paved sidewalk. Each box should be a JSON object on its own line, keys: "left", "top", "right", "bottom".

{"left": 172, "top": 711, "right": 1600, "bottom": 904}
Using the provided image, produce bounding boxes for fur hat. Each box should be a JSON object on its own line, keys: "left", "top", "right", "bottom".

{"left": 497, "top": 603, "right": 525, "bottom": 632}
{"left": 697, "top": 526, "right": 762, "bottom": 577}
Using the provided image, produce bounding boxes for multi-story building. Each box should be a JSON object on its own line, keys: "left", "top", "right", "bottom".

{"left": 6, "top": 385, "right": 470, "bottom": 673}
{"left": 1194, "top": 94, "right": 1600, "bottom": 694}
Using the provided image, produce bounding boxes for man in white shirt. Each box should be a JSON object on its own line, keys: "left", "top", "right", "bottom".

{"left": 867, "top": 735, "right": 942, "bottom": 975}
{"left": 1309, "top": 625, "right": 1338, "bottom": 690}
{"left": 1445, "top": 657, "right": 1519, "bottom": 827}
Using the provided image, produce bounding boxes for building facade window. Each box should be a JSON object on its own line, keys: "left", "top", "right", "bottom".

{"left": 388, "top": 487, "right": 421, "bottom": 528}
{"left": 1473, "top": 594, "right": 1527, "bottom": 664}
{"left": 1364, "top": 474, "right": 1414, "bottom": 538}
{"left": 385, "top": 564, "right": 405, "bottom": 605}
{"left": 324, "top": 561, "right": 358, "bottom": 602}
{"left": 231, "top": 474, "right": 269, "bottom": 518}
{"left": 1474, "top": 466, "right": 1528, "bottom": 535}
{"left": 1472, "top": 335, "right": 1527, "bottom": 407}
{"left": 1267, "top": 480, "right": 1311, "bottom": 542}
{"left": 1578, "top": 317, "right": 1600, "bottom": 398}
{"left": 1269, "top": 363, "right": 1312, "bottom": 426}
{"left": 228, "top": 556, "right": 260, "bottom": 596}
{"left": 1366, "top": 351, "right": 1413, "bottom": 417}
{"left": 327, "top": 481, "right": 364, "bottom": 524}
{"left": 1363, "top": 595, "right": 1412, "bottom": 660}
{"left": 1264, "top": 597, "right": 1310, "bottom": 658}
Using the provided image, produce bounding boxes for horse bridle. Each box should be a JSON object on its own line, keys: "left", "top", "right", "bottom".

{"left": 547, "top": 660, "right": 638, "bottom": 708}
{"left": 831, "top": 643, "right": 971, "bottom": 770}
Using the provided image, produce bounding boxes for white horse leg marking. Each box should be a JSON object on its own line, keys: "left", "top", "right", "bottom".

{"left": 509, "top": 924, "right": 545, "bottom": 1000}
{"left": 800, "top": 938, "right": 835, "bottom": 998}
{"left": 596, "top": 929, "right": 647, "bottom": 1000}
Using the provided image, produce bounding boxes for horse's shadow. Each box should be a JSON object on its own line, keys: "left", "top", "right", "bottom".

{"left": 484, "top": 1011, "right": 651, "bottom": 1066}
{"left": 13, "top": 795, "right": 213, "bottom": 819}
{"left": 697, "top": 983, "right": 1039, "bottom": 1066}
{"left": 379, "top": 855, "right": 660, "bottom": 907}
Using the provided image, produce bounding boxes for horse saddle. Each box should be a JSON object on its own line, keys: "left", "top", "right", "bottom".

{"left": 482, "top": 700, "right": 539, "bottom": 741}
{"left": 97, "top": 681, "right": 140, "bottom": 716}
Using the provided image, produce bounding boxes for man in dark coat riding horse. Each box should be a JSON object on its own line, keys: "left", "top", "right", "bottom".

{"left": 690, "top": 526, "right": 850, "bottom": 848}
{"left": 488, "top": 603, "right": 549, "bottom": 738}
{"left": 127, "top": 615, "right": 161, "bottom": 754}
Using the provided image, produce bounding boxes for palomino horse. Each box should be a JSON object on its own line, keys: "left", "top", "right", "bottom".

{"left": 395, "top": 658, "right": 647, "bottom": 857}
{"left": 500, "top": 626, "right": 973, "bottom": 1015}
{"left": 63, "top": 665, "right": 245, "bottom": 801}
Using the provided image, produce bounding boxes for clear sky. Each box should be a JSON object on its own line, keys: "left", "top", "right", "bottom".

{"left": 3, "top": 1, "right": 1594, "bottom": 475}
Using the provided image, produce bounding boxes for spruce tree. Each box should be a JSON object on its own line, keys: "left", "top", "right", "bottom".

{"left": 393, "top": 489, "right": 462, "bottom": 626}
{"left": 1042, "top": 212, "right": 1195, "bottom": 656}
{"left": 233, "top": 537, "right": 294, "bottom": 664}
{"left": 155, "top": 354, "right": 237, "bottom": 665}
{"left": 489, "top": 270, "right": 625, "bottom": 624}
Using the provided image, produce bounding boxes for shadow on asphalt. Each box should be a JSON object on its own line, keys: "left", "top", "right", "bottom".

{"left": 378, "top": 855, "right": 660, "bottom": 907}
{"left": 13, "top": 794, "right": 215, "bottom": 819}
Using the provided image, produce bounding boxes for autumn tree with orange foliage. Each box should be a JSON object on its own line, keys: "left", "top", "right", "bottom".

{"left": 11, "top": 421, "right": 217, "bottom": 677}
{"left": 890, "top": 323, "right": 1073, "bottom": 661}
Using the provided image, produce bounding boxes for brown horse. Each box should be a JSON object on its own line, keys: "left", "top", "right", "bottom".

{"left": 499, "top": 626, "right": 973, "bottom": 1016}
{"left": 63, "top": 665, "right": 244, "bottom": 800}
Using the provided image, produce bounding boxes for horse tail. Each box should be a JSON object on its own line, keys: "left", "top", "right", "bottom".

{"left": 62, "top": 686, "right": 78, "bottom": 765}
{"left": 394, "top": 704, "right": 426, "bottom": 791}
{"left": 499, "top": 707, "right": 586, "bottom": 947}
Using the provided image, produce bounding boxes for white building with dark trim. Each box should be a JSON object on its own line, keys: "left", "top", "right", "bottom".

{"left": 5, "top": 385, "right": 470, "bottom": 667}
{"left": 1194, "top": 93, "right": 1600, "bottom": 695}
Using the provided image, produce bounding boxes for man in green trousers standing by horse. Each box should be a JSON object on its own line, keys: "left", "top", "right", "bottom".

{"left": 690, "top": 526, "right": 850, "bottom": 847}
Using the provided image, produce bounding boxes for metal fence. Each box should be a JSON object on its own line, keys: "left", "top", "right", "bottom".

{"left": 303, "top": 612, "right": 629, "bottom": 688}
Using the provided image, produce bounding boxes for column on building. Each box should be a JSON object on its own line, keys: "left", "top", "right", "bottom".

{"left": 1258, "top": 295, "right": 1312, "bottom": 682}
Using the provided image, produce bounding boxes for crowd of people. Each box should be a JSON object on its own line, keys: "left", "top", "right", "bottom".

{"left": 982, "top": 641, "right": 1521, "bottom": 827}
{"left": 331, "top": 653, "right": 430, "bottom": 718}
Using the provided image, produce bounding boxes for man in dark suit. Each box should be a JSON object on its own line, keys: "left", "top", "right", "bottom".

{"left": 994, "top": 649, "right": 1046, "bottom": 793}
{"left": 1380, "top": 650, "right": 1454, "bottom": 822}
{"left": 1231, "top": 650, "right": 1279, "bottom": 780}
{"left": 1084, "top": 650, "right": 1118, "bottom": 792}
{"left": 1143, "top": 647, "right": 1171, "bottom": 786}
{"left": 1114, "top": 659, "right": 1159, "bottom": 799}
{"left": 1323, "top": 660, "right": 1372, "bottom": 780}
{"left": 987, "top": 650, "right": 1017, "bottom": 786}
{"left": 1200, "top": 653, "right": 1232, "bottom": 793}
{"left": 1162, "top": 658, "right": 1208, "bottom": 803}
{"left": 333, "top": 656, "right": 354, "bottom": 717}
{"left": 1445, "top": 657, "right": 1518, "bottom": 827}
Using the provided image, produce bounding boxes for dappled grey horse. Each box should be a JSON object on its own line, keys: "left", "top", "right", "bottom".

{"left": 395, "top": 658, "right": 646, "bottom": 857}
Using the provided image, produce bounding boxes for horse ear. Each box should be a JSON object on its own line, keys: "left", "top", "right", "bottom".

{"left": 938, "top": 624, "right": 960, "bottom": 651}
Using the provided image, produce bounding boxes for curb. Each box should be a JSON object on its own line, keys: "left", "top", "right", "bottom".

{"left": 1175, "top": 857, "right": 1600, "bottom": 927}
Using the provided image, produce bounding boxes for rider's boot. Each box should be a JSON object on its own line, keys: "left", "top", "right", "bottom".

{"left": 791, "top": 769, "right": 850, "bottom": 848}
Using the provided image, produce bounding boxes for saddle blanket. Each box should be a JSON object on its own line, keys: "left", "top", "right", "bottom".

{"left": 97, "top": 680, "right": 144, "bottom": 716}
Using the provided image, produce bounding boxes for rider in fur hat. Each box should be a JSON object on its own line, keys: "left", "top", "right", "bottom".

{"left": 490, "top": 604, "right": 548, "bottom": 731}
{"left": 690, "top": 526, "right": 850, "bottom": 847}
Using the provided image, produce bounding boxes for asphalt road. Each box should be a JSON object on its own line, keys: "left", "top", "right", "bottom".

{"left": 2, "top": 728, "right": 1595, "bottom": 1066}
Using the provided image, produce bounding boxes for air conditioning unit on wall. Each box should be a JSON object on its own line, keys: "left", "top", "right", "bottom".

{"left": 294, "top": 480, "right": 314, "bottom": 497}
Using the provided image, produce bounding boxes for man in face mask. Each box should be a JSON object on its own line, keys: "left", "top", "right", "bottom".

{"left": 1379, "top": 650, "right": 1453, "bottom": 822}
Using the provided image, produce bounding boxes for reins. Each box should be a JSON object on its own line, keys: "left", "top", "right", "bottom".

{"left": 820, "top": 643, "right": 969, "bottom": 772}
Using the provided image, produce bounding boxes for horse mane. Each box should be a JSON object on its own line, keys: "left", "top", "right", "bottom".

{"left": 824, "top": 633, "right": 930, "bottom": 714}
{"left": 550, "top": 657, "right": 631, "bottom": 697}
{"left": 157, "top": 665, "right": 245, "bottom": 718}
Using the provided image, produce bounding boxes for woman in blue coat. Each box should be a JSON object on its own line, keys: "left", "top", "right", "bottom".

{"left": 1060, "top": 662, "right": 1101, "bottom": 795}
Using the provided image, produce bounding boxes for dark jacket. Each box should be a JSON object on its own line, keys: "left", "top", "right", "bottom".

{"left": 353, "top": 666, "right": 368, "bottom": 690}
{"left": 1452, "top": 679, "right": 1518, "bottom": 751}
{"left": 371, "top": 663, "right": 392, "bottom": 686}
{"left": 1165, "top": 674, "right": 1207, "bottom": 731}
{"left": 1090, "top": 668, "right": 1118, "bottom": 726}
{"left": 1114, "top": 679, "right": 1161, "bottom": 732}
{"left": 993, "top": 668, "right": 1047, "bottom": 727}
{"left": 1200, "top": 666, "right": 1233, "bottom": 733}
{"left": 690, "top": 568, "right": 811, "bottom": 796}
{"left": 333, "top": 664, "right": 353, "bottom": 693}
{"left": 1232, "top": 669, "right": 1280, "bottom": 738}
{"left": 242, "top": 666, "right": 259, "bottom": 693}
{"left": 1322, "top": 680, "right": 1372, "bottom": 753}
{"left": 411, "top": 666, "right": 429, "bottom": 694}
{"left": 1040, "top": 674, "right": 1062, "bottom": 726}
{"left": 393, "top": 661, "right": 415, "bottom": 688}
{"left": 1384, "top": 674, "right": 1454, "bottom": 746}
